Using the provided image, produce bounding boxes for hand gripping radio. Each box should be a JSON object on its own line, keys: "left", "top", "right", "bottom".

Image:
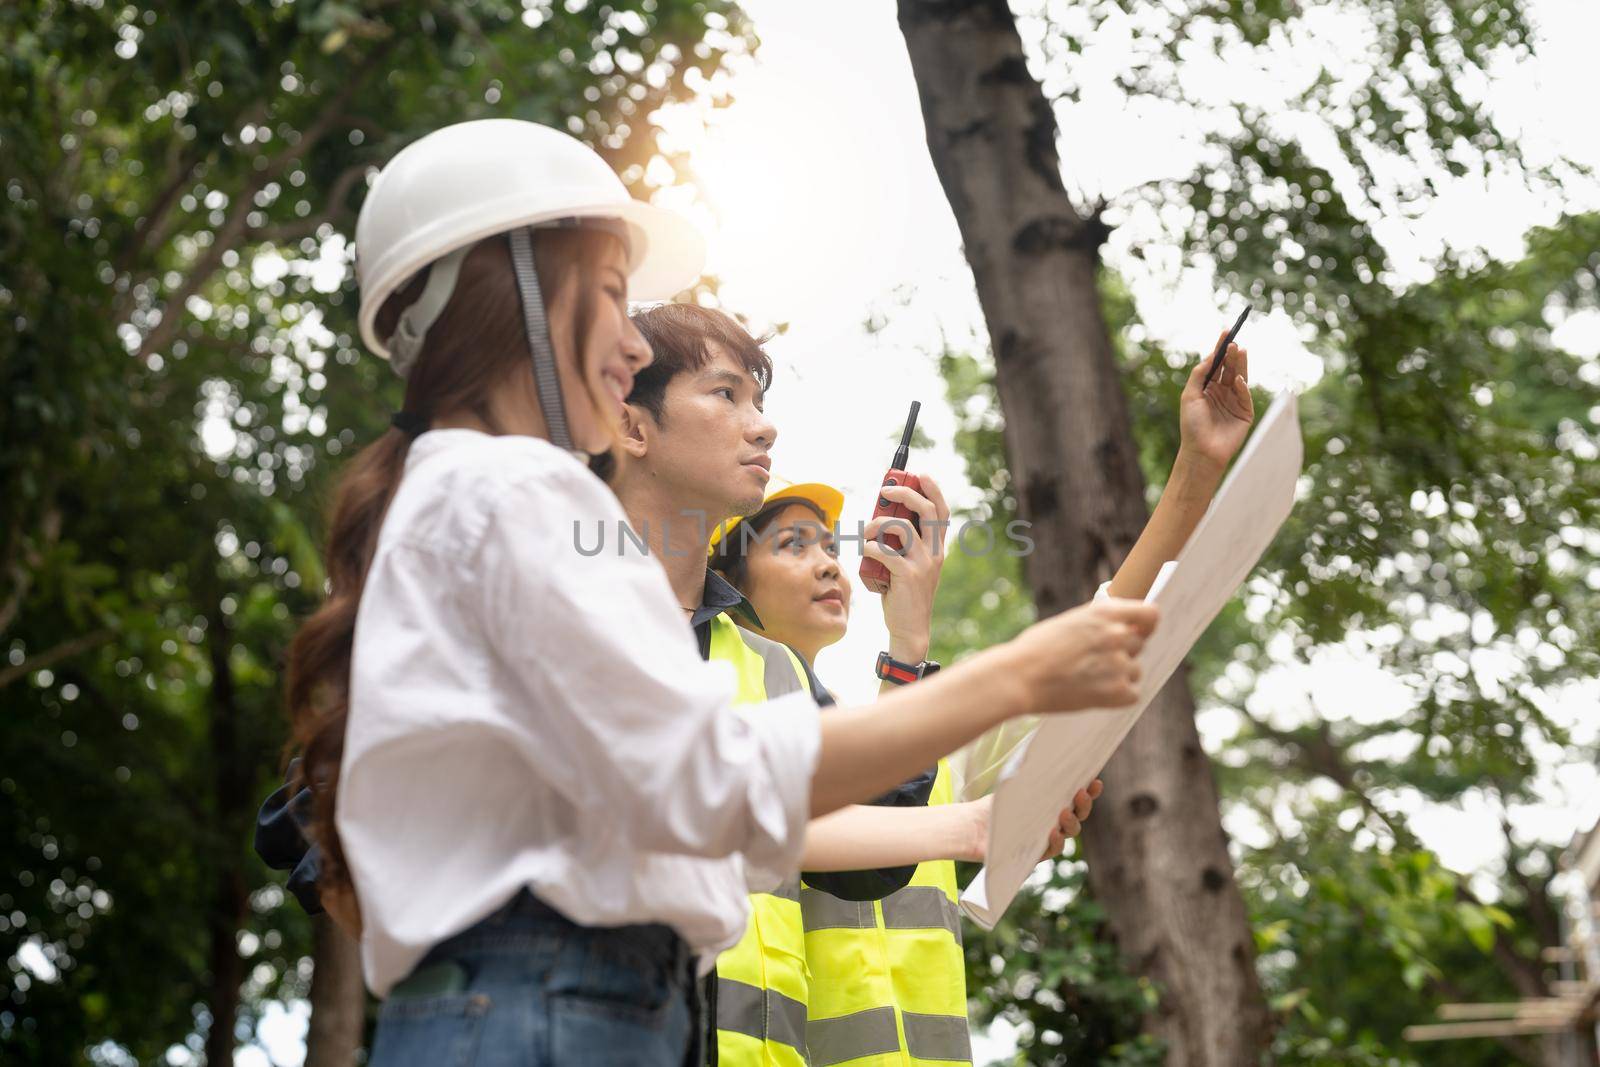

{"left": 859, "top": 401, "right": 922, "bottom": 595}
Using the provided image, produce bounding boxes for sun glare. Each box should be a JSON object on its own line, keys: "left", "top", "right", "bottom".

{"left": 653, "top": 31, "right": 929, "bottom": 333}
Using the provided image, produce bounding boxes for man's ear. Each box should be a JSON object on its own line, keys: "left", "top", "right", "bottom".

{"left": 617, "top": 403, "right": 650, "bottom": 459}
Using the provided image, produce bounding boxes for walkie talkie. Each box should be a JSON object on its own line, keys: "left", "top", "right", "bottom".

{"left": 860, "top": 401, "right": 922, "bottom": 595}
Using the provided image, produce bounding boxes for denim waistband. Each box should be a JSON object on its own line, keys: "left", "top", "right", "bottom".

{"left": 426, "top": 889, "right": 693, "bottom": 974}
{"left": 398, "top": 889, "right": 706, "bottom": 1066}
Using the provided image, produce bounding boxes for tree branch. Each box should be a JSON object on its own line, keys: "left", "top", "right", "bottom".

{"left": 0, "top": 628, "right": 114, "bottom": 690}
{"left": 119, "top": 146, "right": 196, "bottom": 273}
{"left": 1247, "top": 716, "right": 1416, "bottom": 846}
{"left": 0, "top": 504, "right": 62, "bottom": 637}
{"left": 113, "top": 99, "right": 278, "bottom": 320}
{"left": 1246, "top": 714, "right": 1552, "bottom": 1003}
{"left": 1498, "top": 809, "right": 1564, "bottom": 952}
{"left": 249, "top": 161, "right": 370, "bottom": 245}
{"left": 132, "top": 41, "right": 396, "bottom": 362}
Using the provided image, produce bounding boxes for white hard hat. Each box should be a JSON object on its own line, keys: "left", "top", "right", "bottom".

{"left": 354, "top": 118, "right": 705, "bottom": 362}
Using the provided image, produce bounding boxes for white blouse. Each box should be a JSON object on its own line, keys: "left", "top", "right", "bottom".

{"left": 337, "top": 429, "right": 820, "bottom": 996}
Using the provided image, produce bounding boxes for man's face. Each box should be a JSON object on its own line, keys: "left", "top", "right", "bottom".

{"left": 633, "top": 340, "right": 776, "bottom": 523}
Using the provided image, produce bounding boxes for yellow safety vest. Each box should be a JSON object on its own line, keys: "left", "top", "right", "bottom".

{"left": 709, "top": 614, "right": 814, "bottom": 1067}
{"left": 800, "top": 761, "right": 972, "bottom": 1067}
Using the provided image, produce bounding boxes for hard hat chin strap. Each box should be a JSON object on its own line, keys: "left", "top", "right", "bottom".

{"left": 386, "top": 220, "right": 632, "bottom": 456}
{"left": 388, "top": 247, "right": 469, "bottom": 379}
{"left": 507, "top": 226, "right": 575, "bottom": 454}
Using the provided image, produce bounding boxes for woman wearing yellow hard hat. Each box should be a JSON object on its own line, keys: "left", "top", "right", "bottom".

{"left": 709, "top": 479, "right": 848, "bottom": 661}
{"left": 712, "top": 477, "right": 1102, "bottom": 1067}
{"left": 278, "top": 117, "right": 1159, "bottom": 1067}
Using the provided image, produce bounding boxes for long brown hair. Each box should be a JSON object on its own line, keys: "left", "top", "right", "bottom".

{"left": 285, "top": 227, "right": 622, "bottom": 894}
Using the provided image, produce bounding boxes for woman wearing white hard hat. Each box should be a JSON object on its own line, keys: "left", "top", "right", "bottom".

{"left": 283, "top": 118, "right": 1159, "bottom": 1065}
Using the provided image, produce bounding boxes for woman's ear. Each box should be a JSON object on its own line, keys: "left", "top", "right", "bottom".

{"left": 617, "top": 403, "right": 650, "bottom": 459}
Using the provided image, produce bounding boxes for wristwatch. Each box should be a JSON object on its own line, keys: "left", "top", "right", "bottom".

{"left": 875, "top": 651, "right": 941, "bottom": 685}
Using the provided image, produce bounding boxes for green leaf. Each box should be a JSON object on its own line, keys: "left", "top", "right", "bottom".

{"left": 1456, "top": 903, "right": 1497, "bottom": 954}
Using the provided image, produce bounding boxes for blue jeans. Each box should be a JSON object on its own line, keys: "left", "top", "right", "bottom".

{"left": 368, "top": 891, "right": 702, "bottom": 1067}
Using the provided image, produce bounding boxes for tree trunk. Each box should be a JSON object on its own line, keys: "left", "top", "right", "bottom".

{"left": 895, "top": 2, "right": 1272, "bottom": 1063}
{"left": 1569, "top": 1028, "right": 1600, "bottom": 1067}
{"left": 204, "top": 865, "right": 248, "bottom": 1067}
{"left": 305, "top": 915, "right": 367, "bottom": 1067}
{"left": 205, "top": 605, "right": 249, "bottom": 1066}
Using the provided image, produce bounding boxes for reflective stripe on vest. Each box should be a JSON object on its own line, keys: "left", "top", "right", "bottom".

{"left": 808, "top": 1010, "right": 970, "bottom": 1067}
{"left": 709, "top": 615, "right": 813, "bottom": 1067}
{"left": 719, "top": 975, "right": 809, "bottom": 1053}
{"left": 808, "top": 1007, "right": 899, "bottom": 1066}
{"left": 801, "top": 885, "right": 961, "bottom": 940}
{"left": 802, "top": 761, "right": 973, "bottom": 1067}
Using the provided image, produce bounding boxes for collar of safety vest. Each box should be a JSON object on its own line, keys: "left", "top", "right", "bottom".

{"left": 691, "top": 569, "right": 764, "bottom": 632}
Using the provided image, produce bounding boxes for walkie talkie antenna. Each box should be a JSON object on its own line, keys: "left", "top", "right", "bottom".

{"left": 891, "top": 401, "right": 920, "bottom": 471}
{"left": 861, "top": 401, "right": 926, "bottom": 594}
{"left": 1202, "top": 306, "right": 1251, "bottom": 390}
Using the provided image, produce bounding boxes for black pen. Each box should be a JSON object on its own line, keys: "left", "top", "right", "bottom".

{"left": 1202, "top": 306, "right": 1251, "bottom": 390}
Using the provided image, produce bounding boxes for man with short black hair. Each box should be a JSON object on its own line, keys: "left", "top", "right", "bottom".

{"left": 608, "top": 303, "right": 953, "bottom": 1067}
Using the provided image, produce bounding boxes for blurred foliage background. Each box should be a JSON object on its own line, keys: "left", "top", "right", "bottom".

{"left": 927, "top": 0, "right": 1600, "bottom": 1053}
{"left": 3, "top": 0, "right": 1598, "bottom": 1064}
{"left": 939, "top": 211, "right": 1600, "bottom": 1066}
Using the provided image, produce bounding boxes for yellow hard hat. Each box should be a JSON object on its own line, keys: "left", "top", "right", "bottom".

{"left": 708, "top": 479, "right": 845, "bottom": 556}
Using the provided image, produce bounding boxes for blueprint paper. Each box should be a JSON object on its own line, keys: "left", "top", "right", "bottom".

{"left": 960, "top": 393, "right": 1303, "bottom": 928}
